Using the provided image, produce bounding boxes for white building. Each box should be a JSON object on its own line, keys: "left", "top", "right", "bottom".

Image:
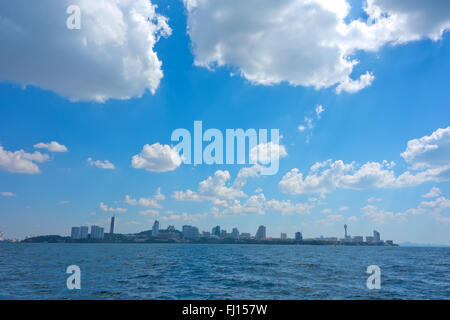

{"left": 280, "top": 233, "right": 287, "bottom": 240}
{"left": 255, "top": 225, "right": 266, "bottom": 240}
{"left": 373, "top": 230, "right": 381, "bottom": 242}
{"left": 80, "top": 226, "right": 89, "bottom": 239}
{"left": 71, "top": 227, "right": 80, "bottom": 239}
{"left": 90, "top": 225, "right": 104, "bottom": 239}
{"left": 152, "top": 220, "right": 159, "bottom": 237}
{"left": 182, "top": 225, "right": 200, "bottom": 239}
{"left": 231, "top": 228, "right": 239, "bottom": 239}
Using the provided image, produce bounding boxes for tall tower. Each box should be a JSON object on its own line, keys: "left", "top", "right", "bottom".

{"left": 110, "top": 216, "right": 115, "bottom": 234}
{"left": 152, "top": 220, "right": 159, "bottom": 237}
{"left": 255, "top": 225, "right": 266, "bottom": 240}
{"left": 344, "top": 224, "right": 348, "bottom": 239}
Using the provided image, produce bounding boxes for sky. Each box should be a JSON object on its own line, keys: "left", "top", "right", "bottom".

{"left": 0, "top": 0, "right": 449, "bottom": 244}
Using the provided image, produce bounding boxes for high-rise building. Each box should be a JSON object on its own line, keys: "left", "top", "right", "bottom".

{"left": 255, "top": 225, "right": 266, "bottom": 240}
{"left": 80, "top": 226, "right": 89, "bottom": 239}
{"left": 220, "top": 230, "right": 228, "bottom": 238}
{"left": 152, "top": 220, "right": 159, "bottom": 237}
{"left": 71, "top": 227, "right": 80, "bottom": 239}
{"left": 231, "top": 228, "right": 239, "bottom": 239}
{"left": 90, "top": 225, "right": 104, "bottom": 239}
{"left": 182, "top": 225, "right": 200, "bottom": 239}
{"left": 110, "top": 216, "right": 115, "bottom": 234}
{"left": 211, "top": 225, "right": 221, "bottom": 237}
{"left": 295, "top": 232, "right": 303, "bottom": 241}
{"left": 280, "top": 233, "right": 287, "bottom": 240}
{"left": 240, "top": 232, "right": 251, "bottom": 239}
{"left": 373, "top": 230, "right": 381, "bottom": 242}
{"left": 202, "top": 231, "right": 211, "bottom": 238}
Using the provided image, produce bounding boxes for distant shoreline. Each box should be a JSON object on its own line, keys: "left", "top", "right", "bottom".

{"left": 19, "top": 235, "right": 398, "bottom": 246}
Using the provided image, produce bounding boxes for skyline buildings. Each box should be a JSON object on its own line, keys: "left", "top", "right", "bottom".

{"left": 110, "top": 216, "right": 115, "bottom": 235}
{"left": 255, "top": 226, "right": 267, "bottom": 240}
{"left": 66, "top": 220, "right": 391, "bottom": 245}
{"left": 71, "top": 225, "right": 104, "bottom": 240}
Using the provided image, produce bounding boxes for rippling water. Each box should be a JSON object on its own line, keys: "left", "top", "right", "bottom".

{"left": 0, "top": 243, "right": 449, "bottom": 299}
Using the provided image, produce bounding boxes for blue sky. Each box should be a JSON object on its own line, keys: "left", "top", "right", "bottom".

{"left": 1, "top": 0, "right": 450, "bottom": 244}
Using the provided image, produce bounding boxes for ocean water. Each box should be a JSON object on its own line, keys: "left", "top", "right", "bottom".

{"left": 0, "top": 243, "right": 449, "bottom": 300}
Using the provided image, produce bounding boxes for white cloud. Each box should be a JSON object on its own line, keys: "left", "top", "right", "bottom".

{"left": 363, "top": 195, "right": 450, "bottom": 224}
{"left": 368, "top": 197, "right": 382, "bottom": 203}
{"left": 279, "top": 160, "right": 392, "bottom": 195}
{"left": 1, "top": 192, "right": 16, "bottom": 197}
{"left": 281, "top": 127, "right": 450, "bottom": 195}
{"left": 362, "top": 204, "right": 398, "bottom": 224}
{"left": 174, "top": 170, "right": 247, "bottom": 202}
{"left": 125, "top": 188, "right": 165, "bottom": 208}
{"left": 131, "top": 143, "right": 182, "bottom": 172}
{"left": 87, "top": 157, "right": 115, "bottom": 170}
{"left": 99, "top": 202, "right": 127, "bottom": 213}
{"left": 279, "top": 159, "right": 448, "bottom": 195}
{"left": 339, "top": 206, "right": 349, "bottom": 211}
{"left": 34, "top": 141, "right": 68, "bottom": 153}
{"left": 423, "top": 187, "right": 442, "bottom": 198}
{"left": 0, "top": 0, "right": 171, "bottom": 102}
{"left": 0, "top": 145, "right": 49, "bottom": 174}
{"left": 401, "top": 126, "right": 450, "bottom": 170}
{"left": 264, "top": 198, "right": 313, "bottom": 215}
{"left": 315, "top": 105, "right": 325, "bottom": 119}
{"left": 249, "top": 142, "right": 287, "bottom": 165}
{"left": 183, "top": 0, "right": 450, "bottom": 93}
{"left": 298, "top": 105, "right": 326, "bottom": 142}
{"left": 59, "top": 200, "right": 70, "bottom": 204}
{"left": 139, "top": 209, "right": 159, "bottom": 217}
{"left": 335, "top": 72, "right": 375, "bottom": 94}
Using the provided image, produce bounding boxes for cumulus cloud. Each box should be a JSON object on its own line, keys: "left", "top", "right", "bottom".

{"left": 423, "top": 187, "right": 442, "bottom": 198}
{"left": 362, "top": 204, "right": 398, "bottom": 224}
{"left": 87, "top": 157, "right": 115, "bottom": 170}
{"left": 131, "top": 143, "right": 182, "bottom": 172}
{"left": 0, "top": 0, "right": 171, "bottom": 102}
{"left": 183, "top": 0, "right": 450, "bottom": 93}
{"left": 401, "top": 126, "right": 450, "bottom": 170}
{"left": 174, "top": 170, "right": 247, "bottom": 202}
{"left": 99, "top": 202, "right": 127, "bottom": 213}
{"left": 249, "top": 142, "right": 287, "bottom": 165}
{"left": 363, "top": 195, "right": 450, "bottom": 224}
{"left": 335, "top": 72, "right": 375, "bottom": 94}
{"left": 280, "top": 127, "right": 450, "bottom": 195}
{"left": 173, "top": 167, "right": 314, "bottom": 216}
{"left": 279, "top": 160, "right": 394, "bottom": 195}
{"left": 1, "top": 191, "right": 16, "bottom": 197}
{"left": 0, "top": 145, "right": 49, "bottom": 174}
{"left": 34, "top": 141, "right": 68, "bottom": 153}
{"left": 125, "top": 188, "right": 165, "bottom": 208}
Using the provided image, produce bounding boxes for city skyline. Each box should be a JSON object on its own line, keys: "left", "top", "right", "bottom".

{"left": 0, "top": 0, "right": 449, "bottom": 245}
{"left": 59, "top": 216, "right": 392, "bottom": 245}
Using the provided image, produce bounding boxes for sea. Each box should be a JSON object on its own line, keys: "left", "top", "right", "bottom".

{"left": 0, "top": 243, "right": 449, "bottom": 300}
